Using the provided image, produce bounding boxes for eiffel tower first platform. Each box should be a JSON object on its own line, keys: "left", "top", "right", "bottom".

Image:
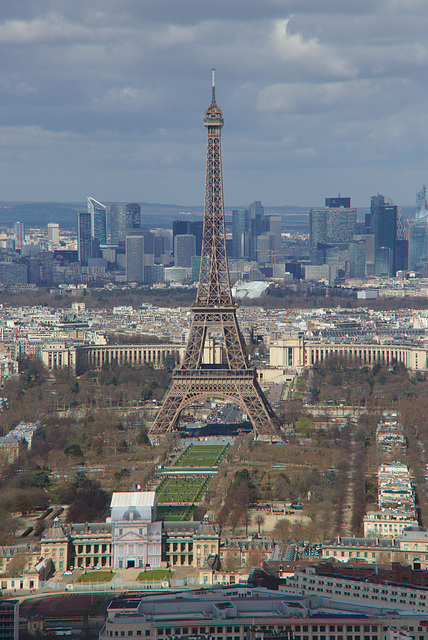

{"left": 148, "top": 72, "right": 281, "bottom": 444}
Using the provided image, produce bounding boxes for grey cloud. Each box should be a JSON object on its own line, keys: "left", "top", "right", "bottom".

{"left": 0, "top": 0, "right": 427, "bottom": 206}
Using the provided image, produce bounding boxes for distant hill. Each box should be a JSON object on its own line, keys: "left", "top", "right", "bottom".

{"left": 0, "top": 201, "right": 312, "bottom": 232}
{"left": 1, "top": 200, "right": 415, "bottom": 234}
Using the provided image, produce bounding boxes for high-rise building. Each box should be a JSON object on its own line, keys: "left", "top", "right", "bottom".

{"left": 256, "top": 234, "right": 271, "bottom": 265}
{"left": 78, "top": 212, "right": 92, "bottom": 265}
{"left": 126, "top": 203, "right": 141, "bottom": 230}
{"left": 416, "top": 185, "right": 428, "bottom": 220}
{"left": 231, "top": 203, "right": 268, "bottom": 260}
{"left": 47, "top": 222, "right": 60, "bottom": 246}
{"left": 14, "top": 221, "right": 25, "bottom": 251}
{"left": 409, "top": 186, "right": 428, "bottom": 275}
{"left": 370, "top": 194, "right": 399, "bottom": 276}
{"left": 266, "top": 215, "right": 282, "bottom": 252}
{"left": 125, "top": 230, "right": 155, "bottom": 283}
{"left": 248, "top": 200, "right": 265, "bottom": 260}
{"left": 110, "top": 203, "right": 141, "bottom": 246}
{"left": 87, "top": 197, "right": 107, "bottom": 257}
{"left": 309, "top": 198, "right": 357, "bottom": 251}
{"left": 28, "top": 253, "right": 54, "bottom": 285}
{"left": 0, "top": 263, "right": 27, "bottom": 285}
{"left": 174, "top": 234, "right": 196, "bottom": 268}
{"left": 126, "top": 235, "right": 144, "bottom": 283}
{"left": 349, "top": 239, "right": 366, "bottom": 279}
{"left": 232, "top": 208, "right": 249, "bottom": 259}
{"left": 172, "top": 220, "right": 203, "bottom": 256}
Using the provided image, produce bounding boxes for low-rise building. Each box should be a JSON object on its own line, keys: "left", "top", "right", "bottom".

{"left": 323, "top": 527, "right": 428, "bottom": 570}
{"left": 98, "top": 586, "right": 428, "bottom": 640}
{"left": 163, "top": 521, "right": 219, "bottom": 568}
{"left": 286, "top": 563, "right": 428, "bottom": 612}
{"left": 363, "top": 510, "right": 418, "bottom": 538}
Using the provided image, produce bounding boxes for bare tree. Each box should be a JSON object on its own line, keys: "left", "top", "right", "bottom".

{"left": 254, "top": 513, "right": 265, "bottom": 535}
{"left": 272, "top": 518, "right": 290, "bottom": 543}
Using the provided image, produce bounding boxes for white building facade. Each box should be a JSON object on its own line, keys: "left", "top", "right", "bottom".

{"left": 109, "top": 492, "right": 162, "bottom": 570}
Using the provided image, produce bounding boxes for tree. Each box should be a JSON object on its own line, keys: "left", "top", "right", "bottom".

{"left": 254, "top": 513, "right": 265, "bottom": 535}
{"left": 4, "top": 552, "right": 29, "bottom": 577}
{"left": 18, "top": 357, "right": 48, "bottom": 388}
{"left": 272, "top": 519, "right": 290, "bottom": 543}
{"left": 64, "top": 444, "right": 84, "bottom": 458}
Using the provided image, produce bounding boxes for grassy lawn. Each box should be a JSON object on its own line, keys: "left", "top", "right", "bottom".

{"left": 156, "top": 476, "right": 210, "bottom": 503}
{"left": 174, "top": 444, "right": 229, "bottom": 467}
{"left": 78, "top": 571, "right": 115, "bottom": 583}
{"left": 157, "top": 505, "right": 194, "bottom": 521}
{"left": 137, "top": 569, "right": 174, "bottom": 581}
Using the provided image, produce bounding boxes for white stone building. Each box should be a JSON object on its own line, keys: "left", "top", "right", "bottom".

{"left": 109, "top": 492, "right": 162, "bottom": 570}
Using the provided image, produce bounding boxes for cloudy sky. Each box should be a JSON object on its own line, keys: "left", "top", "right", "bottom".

{"left": 1, "top": 0, "right": 428, "bottom": 208}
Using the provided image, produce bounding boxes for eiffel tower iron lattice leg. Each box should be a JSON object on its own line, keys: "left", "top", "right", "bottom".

{"left": 148, "top": 71, "right": 281, "bottom": 443}
{"left": 149, "top": 369, "right": 279, "bottom": 443}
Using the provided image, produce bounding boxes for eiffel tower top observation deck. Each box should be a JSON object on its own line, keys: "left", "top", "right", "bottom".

{"left": 196, "top": 69, "right": 232, "bottom": 308}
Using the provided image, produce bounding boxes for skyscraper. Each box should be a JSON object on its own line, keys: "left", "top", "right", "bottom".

{"left": 78, "top": 212, "right": 91, "bottom": 265}
{"left": 87, "top": 197, "right": 107, "bottom": 257}
{"left": 370, "top": 194, "right": 400, "bottom": 276}
{"left": 14, "top": 221, "right": 25, "bottom": 251}
{"left": 309, "top": 198, "right": 357, "bottom": 251}
{"left": 172, "top": 220, "right": 203, "bottom": 256}
{"left": 266, "top": 215, "right": 282, "bottom": 252}
{"left": 126, "top": 203, "right": 141, "bottom": 230}
{"left": 47, "top": 222, "right": 60, "bottom": 246}
{"left": 174, "top": 234, "right": 196, "bottom": 267}
{"left": 409, "top": 186, "right": 428, "bottom": 274}
{"left": 232, "top": 208, "right": 249, "bottom": 259}
{"left": 110, "top": 203, "right": 140, "bottom": 246}
{"left": 126, "top": 235, "right": 144, "bottom": 283}
{"left": 77, "top": 211, "right": 92, "bottom": 266}
{"left": 248, "top": 200, "right": 265, "bottom": 260}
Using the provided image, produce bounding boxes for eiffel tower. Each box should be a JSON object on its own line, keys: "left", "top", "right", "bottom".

{"left": 148, "top": 72, "right": 281, "bottom": 443}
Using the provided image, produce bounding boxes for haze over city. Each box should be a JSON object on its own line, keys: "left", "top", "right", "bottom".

{"left": 1, "top": 0, "right": 428, "bottom": 207}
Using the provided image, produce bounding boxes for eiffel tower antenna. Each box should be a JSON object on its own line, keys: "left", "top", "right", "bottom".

{"left": 148, "top": 72, "right": 281, "bottom": 444}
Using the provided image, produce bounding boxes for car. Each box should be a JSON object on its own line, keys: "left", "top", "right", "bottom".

{"left": 64, "top": 570, "right": 72, "bottom": 575}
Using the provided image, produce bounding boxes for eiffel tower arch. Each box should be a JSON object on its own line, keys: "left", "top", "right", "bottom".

{"left": 148, "top": 71, "right": 281, "bottom": 444}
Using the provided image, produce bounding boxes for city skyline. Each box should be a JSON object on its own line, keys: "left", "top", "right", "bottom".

{"left": 1, "top": 2, "right": 428, "bottom": 207}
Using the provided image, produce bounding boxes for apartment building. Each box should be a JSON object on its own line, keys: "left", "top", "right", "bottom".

{"left": 286, "top": 565, "right": 428, "bottom": 612}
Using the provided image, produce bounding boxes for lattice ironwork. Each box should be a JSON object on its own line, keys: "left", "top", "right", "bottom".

{"left": 148, "top": 72, "right": 281, "bottom": 443}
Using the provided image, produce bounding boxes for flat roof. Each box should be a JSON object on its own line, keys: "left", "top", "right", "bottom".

{"left": 110, "top": 492, "right": 156, "bottom": 508}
